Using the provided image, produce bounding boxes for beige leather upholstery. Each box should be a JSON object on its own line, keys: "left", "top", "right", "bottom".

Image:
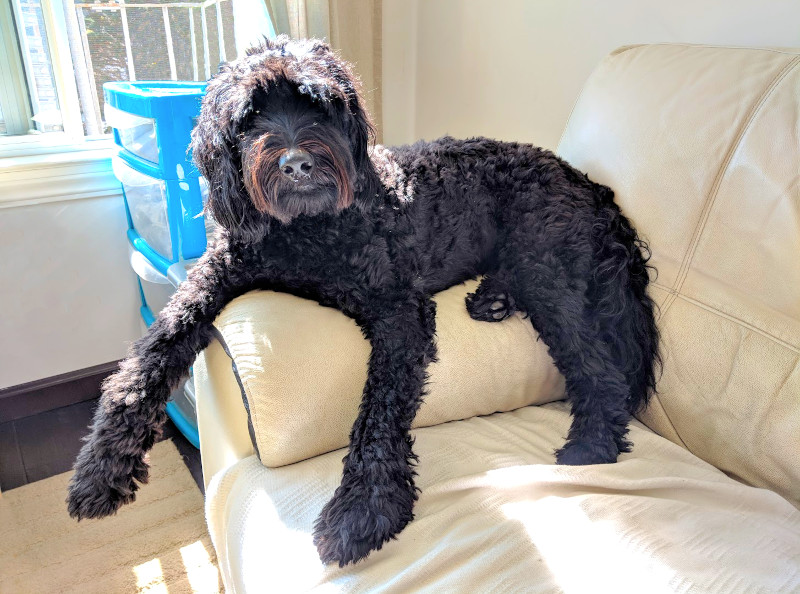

{"left": 558, "top": 43, "right": 800, "bottom": 506}
{"left": 206, "top": 402, "right": 800, "bottom": 593}
{"left": 204, "top": 279, "right": 565, "bottom": 468}
{"left": 195, "top": 44, "right": 800, "bottom": 592}
{"left": 194, "top": 339, "right": 255, "bottom": 487}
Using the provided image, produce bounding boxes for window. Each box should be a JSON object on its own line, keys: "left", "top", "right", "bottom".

{"left": 0, "top": 0, "right": 271, "bottom": 153}
{"left": 0, "top": 0, "right": 82, "bottom": 145}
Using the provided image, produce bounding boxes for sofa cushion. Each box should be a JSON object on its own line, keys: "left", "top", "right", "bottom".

{"left": 558, "top": 44, "right": 800, "bottom": 507}
{"left": 205, "top": 401, "right": 800, "bottom": 593}
{"left": 212, "top": 279, "right": 566, "bottom": 467}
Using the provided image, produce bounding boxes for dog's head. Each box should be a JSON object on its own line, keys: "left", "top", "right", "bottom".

{"left": 191, "top": 36, "right": 375, "bottom": 239}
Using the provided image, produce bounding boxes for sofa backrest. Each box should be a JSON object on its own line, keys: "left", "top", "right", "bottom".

{"left": 558, "top": 43, "right": 799, "bottom": 506}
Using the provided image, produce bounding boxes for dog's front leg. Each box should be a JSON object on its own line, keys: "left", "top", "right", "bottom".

{"left": 67, "top": 241, "right": 260, "bottom": 520}
{"left": 313, "top": 296, "right": 437, "bottom": 567}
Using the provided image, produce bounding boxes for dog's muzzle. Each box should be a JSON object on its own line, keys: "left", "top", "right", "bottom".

{"left": 279, "top": 148, "right": 315, "bottom": 182}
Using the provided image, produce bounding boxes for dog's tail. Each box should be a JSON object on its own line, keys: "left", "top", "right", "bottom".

{"left": 589, "top": 186, "right": 661, "bottom": 414}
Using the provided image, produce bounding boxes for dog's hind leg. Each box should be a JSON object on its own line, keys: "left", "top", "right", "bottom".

{"left": 504, "top": 251, "right": 635, "bottom": 466}
{"left": 313, "top": 294, "right": 437, "bottom": 567}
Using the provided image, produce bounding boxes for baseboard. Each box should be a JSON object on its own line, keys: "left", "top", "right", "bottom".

{"left": 0, "top": 361, "right": 120, "bottom": 423}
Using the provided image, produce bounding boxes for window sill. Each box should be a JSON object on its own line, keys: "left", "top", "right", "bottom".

{"left": 0, "top": 132, "right": 114, "bottom": 157}
{"left": 0, "top": 137, "right": 121, "bottom": 208}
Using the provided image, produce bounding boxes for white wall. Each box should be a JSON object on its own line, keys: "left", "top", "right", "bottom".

{"left": 383, "top": 0, "right": 800, "bottom": 149}
{"left": 0, "top": 191, "right": 140, "bottom": 388}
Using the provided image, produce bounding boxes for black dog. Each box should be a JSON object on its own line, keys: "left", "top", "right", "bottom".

{"left": 67, "top": 36, "right": 659, "bottom": 567}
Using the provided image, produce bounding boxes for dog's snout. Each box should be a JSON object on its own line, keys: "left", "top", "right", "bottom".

{"left": 279, "top": 149, "right": 314, "bottom": 180}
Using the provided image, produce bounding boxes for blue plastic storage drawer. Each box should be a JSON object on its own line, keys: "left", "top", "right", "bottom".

{"left": 133, "top": 246, "right": 200, "bottom": 449}
{"left": 104, "top": 81, "right": 206, "bottom": 180}
{"left": 113, "top": 154, "right": 208, "bottom": 263}
{"left": 130, "top": 243, "right": 176, "bottom": 317}
{"left": 139, "top": 306, "right": 200, "bottom": 449}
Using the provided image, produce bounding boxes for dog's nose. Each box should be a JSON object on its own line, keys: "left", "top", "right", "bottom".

{"left": 279, "top": 149, "right": 314, "bottom": 180}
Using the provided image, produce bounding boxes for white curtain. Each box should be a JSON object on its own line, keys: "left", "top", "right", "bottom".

{"left": 232, "top": 0, "right": 276, "bottom": 56}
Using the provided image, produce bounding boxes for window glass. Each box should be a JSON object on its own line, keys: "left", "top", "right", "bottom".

{"left": 20, "top": 0, "right": 62, "bottom": 132}
{"left": 75, "top": 0, "right": 235, "bottom": 133}
{"left": 0, "top": 0, "right": 62, "bottom": 135}
{"left": 0, "top": 0, "right": 237, "bottom": 139}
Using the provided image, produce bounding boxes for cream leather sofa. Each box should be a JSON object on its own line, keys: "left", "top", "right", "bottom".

{"left": 194, "top": 44, "right": 800, "bottom": 593}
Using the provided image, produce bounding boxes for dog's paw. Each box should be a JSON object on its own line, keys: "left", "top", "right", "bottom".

{"left": 313, "top": 482, "right": 415, "bottom": 567}
{"left": 555, "top": 440, "right": 619, "bottom": 466}
{"left": 66, "top": 445, "right": 149, "bottom": 520}
{"left": 466, "top": 290, "right": 516, "bottom": 322}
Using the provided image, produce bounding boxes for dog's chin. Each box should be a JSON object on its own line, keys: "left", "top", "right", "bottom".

{"left": 273, "top": 185, "right": 340, "bottom": 223}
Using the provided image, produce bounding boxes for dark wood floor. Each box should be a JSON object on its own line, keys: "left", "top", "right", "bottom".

{"left": 0, "top": 397, "right": 204, "bottom": 494}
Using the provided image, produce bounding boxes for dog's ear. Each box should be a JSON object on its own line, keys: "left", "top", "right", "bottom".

{"left": 347, "top": 100, "right": 375, "bottom": 175}
{"left": 327, "top": 58, "right": 375, "bottom": 176}
{"left": 191, "top": 65, "right": 266, "bottom": 241}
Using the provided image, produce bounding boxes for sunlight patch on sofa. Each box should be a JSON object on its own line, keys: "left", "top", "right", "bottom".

{"left": 503, "top": 498, "right": 679, "bottom": 593}
{"left": 238, "top": 488, "right": 326, "bottom": 590}
{"left": 234, "top": 317, "right": 270, "bottom": 374}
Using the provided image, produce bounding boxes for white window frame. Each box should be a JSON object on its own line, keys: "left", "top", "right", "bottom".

{"left": 0, "top": 0, "right": 116, "bottom": 209}
{"left": 0, "top": 0, "right": 100, "bottom": 151}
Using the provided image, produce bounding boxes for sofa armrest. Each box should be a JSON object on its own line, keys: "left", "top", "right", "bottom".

{"left": 195, "top": 338, "right": 256, "bottom": 488}
{"left": 196, "top": 278, "right": 566, "bottom": 475}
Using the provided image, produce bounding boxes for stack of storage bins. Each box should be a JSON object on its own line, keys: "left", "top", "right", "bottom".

{"left": 105, "top": 81, "right": 211, "bottom": 448}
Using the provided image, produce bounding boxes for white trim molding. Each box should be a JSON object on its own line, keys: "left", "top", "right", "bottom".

{"left": 0, "top": 141, "right": 122, "bottom": 208}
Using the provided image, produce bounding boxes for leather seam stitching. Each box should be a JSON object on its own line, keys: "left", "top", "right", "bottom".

{"left": 663, "top": 292, "right": 800, "bottom": 353}
{"left": 641, "top": 42, "right": 800, "bottom": 56}
{"left": 658, "top": 55, "right": 800, "bottom": 318}
{"left": 653, "top": 281, "right": 799, "bottom": 352}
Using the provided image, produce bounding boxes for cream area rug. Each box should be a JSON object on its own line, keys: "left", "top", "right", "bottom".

{"left": 0, "top": 440, "right": 220, "bottom": 593}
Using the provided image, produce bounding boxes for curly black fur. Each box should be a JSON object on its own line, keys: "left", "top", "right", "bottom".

{"left": 67, "top": 36, "right": 660, "bottom": 566}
